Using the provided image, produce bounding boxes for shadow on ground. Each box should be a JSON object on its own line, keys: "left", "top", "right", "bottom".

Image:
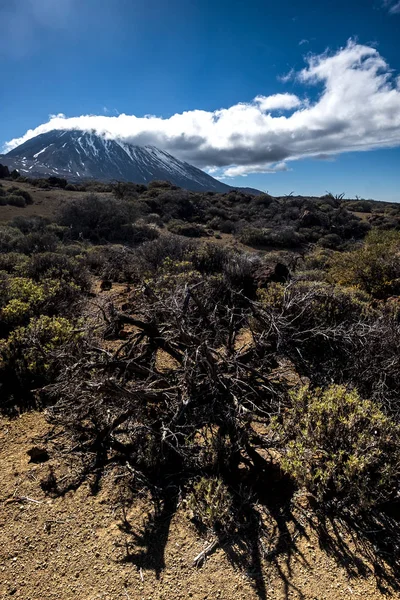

{"left": 112, "top": 451, "right": 400, "bottom": 600}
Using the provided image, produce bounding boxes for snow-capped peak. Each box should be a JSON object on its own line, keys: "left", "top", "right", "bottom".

{"left": 4, "top": 129, "right": 248, "bottom": 193}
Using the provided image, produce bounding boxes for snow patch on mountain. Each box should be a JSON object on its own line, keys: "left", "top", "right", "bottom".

{"left": 3, "top": 129, "right": 261, "bottom": 194}
{"left": 33, "top": 146, "right": 50, "bottom": 159}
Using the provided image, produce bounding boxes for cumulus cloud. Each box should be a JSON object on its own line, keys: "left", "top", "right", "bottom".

{"left": 383, "top": 0, "right": 400, "bottom": 14}
{"left": 222, "top": 162, "right": 290, "bottom": 177}
{"left": 254, "top": 94, "right": 302, "bottom": 111}
{"left": 4, "top": 40, "right": 400, "bottom": 177}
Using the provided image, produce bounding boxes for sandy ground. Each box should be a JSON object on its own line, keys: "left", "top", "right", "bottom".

{"left": 1, "top": 412, "right": 399, "bottom": 600}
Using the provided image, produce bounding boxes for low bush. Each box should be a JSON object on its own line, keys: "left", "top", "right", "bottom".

{"left": 0, "top": 252, "right": 28, "bottom": 274}
{"left": 167, "top": 220, "right": 209, "bottom": 237}
{"left": 0, "top": 274, "right": 82, "bottom": 334}
{"left": 329, "top": 230, "right": 400, "bottom": 299}
{"left": 0, "top": 315, "right": 81, "bottom": 407}
{"left": 148, "top": 180, "right": 177, "bottom": 190}
{"left": 239, "top": 226, "right": 302, "bottom": 248}
{"left": 191, "top": 244, "right": 232, "bottom": 274}
{"left": 0, "top": 226, "right": 24, "bottom": 253}
{"left": 47, "top": 176, "right": 67, "bottom": 188}
{"left": 318, "top": 233, "right": 342, "bottom": 249}
{"left": 10, "top": 216, "right": 49, "bottom": 233}
{"left": 126, "top": 222, "right": 159, "bottom": 245}
{"left": 113, "top": 181, "right": 147, "bottom": 199}
{"left": 239, "top": 227, "right": 268, "bottom": 247}
{"left": 20, "top": 252, "right": 91, "bottom": 291}
{"left": 275, "top": 385, "right": 400, "bottom": 509}
{"left": 16, "top": 231, "right": 59, "bottom": 254}
{"left": 11, "top": 188, "right": 33, "bottom": 204}
{"left": 187, "top": 477, "right": 234, "bottom": 533}
{"left": 219, "top": 220, "right": 236, "bottom": 234}
{"left": 6, "top": 194, "right": 26, "bottom": 207}
{"left": 254, "top": 281, "right": 400, "bottom": 406}
{"left": 137, "top": 235, "right": 194, "bottom": 270}
{"left": 85, "top": 245, "right": 140, "bottom": 283}
{"left": 57, "top": 194, "right": 135, "bottom": 243}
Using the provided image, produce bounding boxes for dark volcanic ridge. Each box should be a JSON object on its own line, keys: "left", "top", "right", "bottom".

{"left": 1, "top": 130, "right": 261, "bottom": 194}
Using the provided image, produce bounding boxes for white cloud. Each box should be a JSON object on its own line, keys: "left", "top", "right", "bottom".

{"left": 222, "top": 162, "right": 290, "bottom": 178}
{"left": 383, "top": 0, "right": 400, "bottom": 14}
{"left": 254, "top": 93, "right": 302, "bottom": 111}
{"left": 4, "top": 40, "right": 400, "bottom": 177}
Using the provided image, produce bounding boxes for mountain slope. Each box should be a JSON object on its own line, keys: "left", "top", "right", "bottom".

{"left": 3, "top": 130, "right": 260, "bottom": 194}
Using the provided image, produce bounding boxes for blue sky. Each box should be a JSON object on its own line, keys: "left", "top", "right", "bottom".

{"left": 1, "top": 0, "right": 400, "bottom": 201}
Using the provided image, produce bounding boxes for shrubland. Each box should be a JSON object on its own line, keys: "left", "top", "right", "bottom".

{"left": 0, "top": 174, "right": 400, "bottom": 582}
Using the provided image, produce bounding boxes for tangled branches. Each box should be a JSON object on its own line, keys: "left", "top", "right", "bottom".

{"left": 42, "top": 271, "right": 400, "bottom": 501}
{"left": 45, "top": 277, "right": 287, "bottom": 494}
{"left": 31, "top": 265, "right": 400, "bottom": 589}
{"left": 255, "top": 281, "right": 400, "bottom": 416}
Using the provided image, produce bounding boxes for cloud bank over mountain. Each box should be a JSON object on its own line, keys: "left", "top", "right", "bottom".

{"left": 5, "top": 41, "right": 400, "bottom": 178}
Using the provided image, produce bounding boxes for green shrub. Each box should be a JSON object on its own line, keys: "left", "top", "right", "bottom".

{"left": 274, "top": 385, "right": 400, "bottom": 509}
{"left": 0, "top": 226, "right": 24, "bottom": 253}
{"left": 6, "top": 194, "right": 26, "bottom": 207}
{"left": 58, "top": 194, "right": 133, "bottom": 243}
{"left": 0, "top": 252, "right": 28, "bottom": 274}
{"left": 258, "top": 280, "right": 371, "bottom": 324}
{"left": 239, "top": 226, "right": 302, "bottom": 248}
{"left": 295, "top": 269, "right": 327, "bottom": 282}
{"left": 148, "top": 180, "right": 177, "bottom": 190}
{"left": 20, "top": 252, "right": 91, "bottom": 291}
{"left": 187, "top": 477, "right": 234, "bottom": 533}
{"left": 0, "top": 277, "right": 46, "bottom": 325}
{"left": 346, "top": 200, "right": 373, "bottom": 213}
{"left": 167, "top": 220, "right": 209, "bottom": 238}
{"left": 127, "top": 222, "right": 159, "bottom": 245}
{"left": 13, "top": 189, "right": 33, "bottom": 204}
{"left": 0, "top": 268, "right": 84, "bottom": 338}
{"left": 329, "top": 230, "right": 400, "bottom": 298}
{"left": 239, "top": 227, "right": 268, "bottom": 247}
{"left": 85, "top": 245, "right": 140, "bottom": 282}
{"left": 141, "top": 213, "right": 164, "bottom": 227}
{"left": 47, "top": 176, "right": 67, "bottom": 188}
{"left": 10, "top": 216, "right": 48, "bottom": 233}
{"left": 0, "top": 315, "right": 80, "bottom": 395}
{"left": 137, "top": 235, "right": 194, "bottom": 270}
{"left": 16, "top": 231, "right": 59, "bottom": 254}
{"left": 191, "top": 244, "right": 232, "bottom": 274}
{"left": 219, "top": 220, "right": 236, "bottom": 234}
{"left": 318, "top": 233, "right": 342, "bottom": 249}
{"left": 302, "top": 248, "right": 333, "bottom": 271}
